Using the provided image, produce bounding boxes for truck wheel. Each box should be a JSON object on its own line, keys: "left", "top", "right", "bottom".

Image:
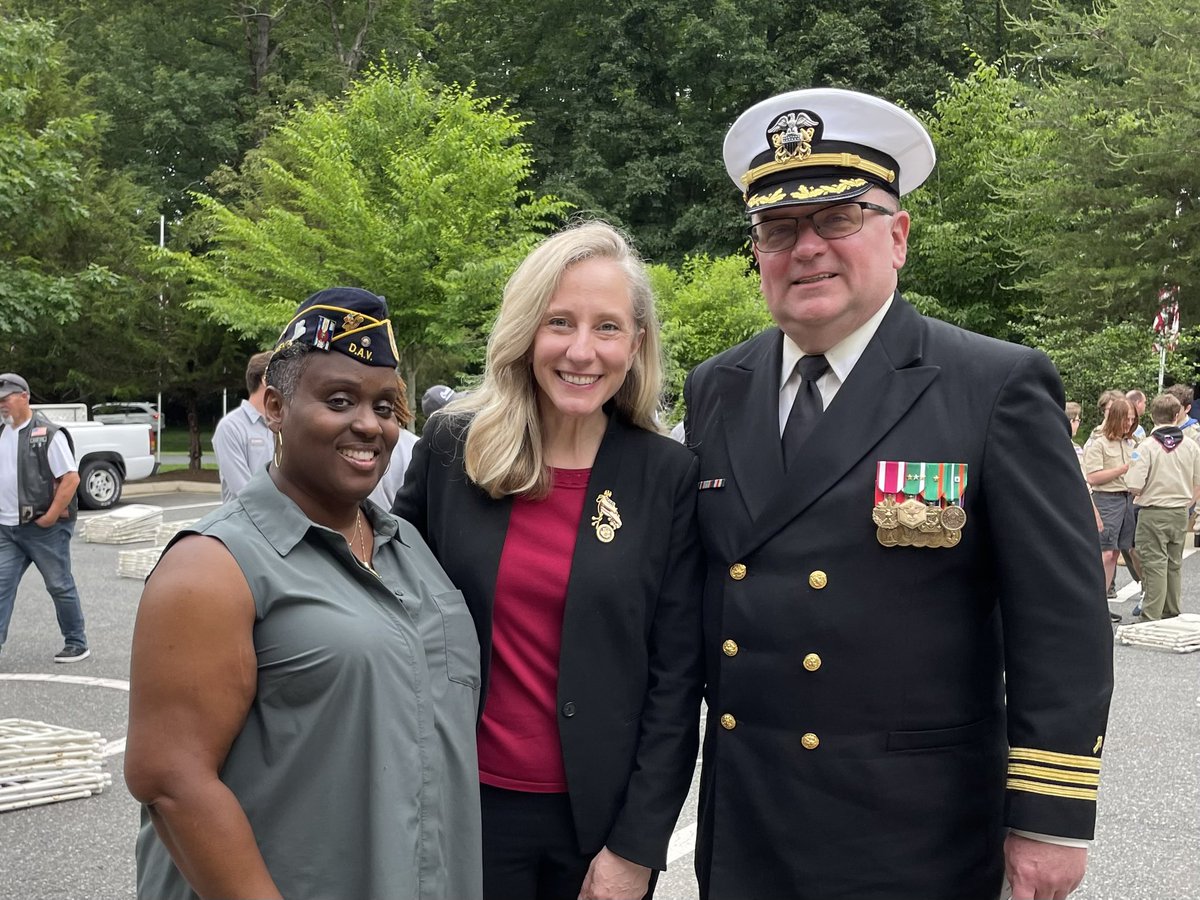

{"left": 79, "top": 461, "right": 123, "bottom": 510}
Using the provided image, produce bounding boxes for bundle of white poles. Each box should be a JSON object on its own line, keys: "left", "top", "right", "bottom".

{"left": 0, "top": 719, "right": 112, "bottom": 813}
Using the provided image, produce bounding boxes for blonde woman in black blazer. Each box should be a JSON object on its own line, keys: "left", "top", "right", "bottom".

{"left": 394, "top": 222, "right": 703, "bottom": 900}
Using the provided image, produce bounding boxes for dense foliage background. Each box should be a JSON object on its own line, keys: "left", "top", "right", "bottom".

{"left": 2, "top": 0, "right": 1196, "bottom": 452}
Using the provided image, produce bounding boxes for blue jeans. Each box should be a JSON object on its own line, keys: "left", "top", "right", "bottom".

{"left": 0, "top": 520, "right": 87, "bottom": 648}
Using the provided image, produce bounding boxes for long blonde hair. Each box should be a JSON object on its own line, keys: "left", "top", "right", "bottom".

{"left": 446, "top": 221, "right": 663, "bottom": 499}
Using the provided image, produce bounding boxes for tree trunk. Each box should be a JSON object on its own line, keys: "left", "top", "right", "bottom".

{"left": 240, "top": 2, "right": 284, "bottom": 94}
{"left": 187, "top": 401, "right": 202, "bottom": 472}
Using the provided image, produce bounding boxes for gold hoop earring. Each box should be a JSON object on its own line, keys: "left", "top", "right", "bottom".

{"left": 273, "top": 431, "right": 284, "bottom": 468}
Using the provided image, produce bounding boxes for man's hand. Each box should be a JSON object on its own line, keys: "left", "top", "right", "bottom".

{"left": 1005, "top": 832, "right": 1087, "bottom": 900}
{"left": 33, "top": 513, "right": 56, "bottom": 528}
{"left": 578, "top": 846, "right": 651, "bottom": 900}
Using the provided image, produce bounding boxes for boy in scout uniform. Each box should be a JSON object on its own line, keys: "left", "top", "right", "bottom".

{"left": 1126, "top": 393, "right": 1200, "bottom": 621}
{"left": 684, "top": 89, "right": 1114, "bottom": 900}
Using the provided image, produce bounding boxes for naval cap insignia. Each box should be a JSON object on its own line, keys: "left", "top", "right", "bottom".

{"left": 768, "top": 110, "right": 819, "bottom": 163}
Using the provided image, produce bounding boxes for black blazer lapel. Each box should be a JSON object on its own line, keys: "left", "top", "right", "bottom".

{"left": 738, "top": 296, "right": 940, "bottom": 557}
{"left": 714, "top": 330, "right": 787, "bottom": 522}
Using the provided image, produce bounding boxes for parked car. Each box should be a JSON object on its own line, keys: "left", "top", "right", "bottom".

{"left": 91, "top": 401, "right": 161, "bottom": 427}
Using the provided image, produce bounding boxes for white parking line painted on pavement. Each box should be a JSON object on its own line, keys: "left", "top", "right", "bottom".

{"left": 0, "top": 673, "right": 130, "bottom": 757}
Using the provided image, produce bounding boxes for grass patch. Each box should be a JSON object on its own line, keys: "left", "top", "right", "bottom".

{"left": 159, "top": 427, "right": 214, "bottom": 454}
{"left": 156, "top": 463, "right": 217, "bottom": 474}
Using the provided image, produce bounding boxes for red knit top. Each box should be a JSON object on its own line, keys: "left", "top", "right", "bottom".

{"left": 477, "top": 467, "right": 590, "bottom": 792}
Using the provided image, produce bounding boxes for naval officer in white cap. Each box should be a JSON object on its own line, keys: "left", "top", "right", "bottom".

{"left": 684, "top": 88, "right": 1113, "bottom": 900}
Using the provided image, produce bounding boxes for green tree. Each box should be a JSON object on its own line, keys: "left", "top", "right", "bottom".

{"left": 652, "top": 253, "right": 772, "bottom": 417}
{"left": 903, "top": 57, "right": 1046, "bottom": 342}
{"left": 1006, "top": 0, "right": 1200, "bottom": 325}
{"left": 165, "top": 64, "right": 567, "bottom": 408}
{"left": 431, "top": 0, "right": 980, "bottom": 263}
{"left": 0, "top": 15, "right": 136, "bottom": 333}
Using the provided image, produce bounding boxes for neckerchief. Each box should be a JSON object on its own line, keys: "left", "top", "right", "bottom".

{"left": 1152, "top": 426, "right": 1185, "bottom": 452}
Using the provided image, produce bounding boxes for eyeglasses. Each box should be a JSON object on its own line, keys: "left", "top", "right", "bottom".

{"left": 749, "top": 202, "right": 896, "bottom": 253}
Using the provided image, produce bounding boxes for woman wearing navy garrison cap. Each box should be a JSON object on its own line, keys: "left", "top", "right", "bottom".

{"left": 126, "top": 288, "right": 482, "bottom": 900}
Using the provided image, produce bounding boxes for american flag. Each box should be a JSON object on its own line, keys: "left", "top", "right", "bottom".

{"left": 1153, "top": 285, "right": 1181, "bottom": 354}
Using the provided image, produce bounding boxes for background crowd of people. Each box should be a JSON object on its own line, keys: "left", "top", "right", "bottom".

{"left": 1077, "top": 385, "right": 1200, "bottom": 624}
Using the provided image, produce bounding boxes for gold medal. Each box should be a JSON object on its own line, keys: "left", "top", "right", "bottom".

{"left": 941, "top": 527, "right": 961, "bottom": 547}
{"left": 872, "top": 496, "right": 900, "bottom": 528}
{"left": 877, "top": 526, "right": 900, "bottom": 547}
{"left": 918, "top": 505, "right": 942, "bottom": 533}
{"left": 940, "top": 504, "right": 966, "bottom": 531}
{"left": 896, "top": 498, "right": 927, "bottom": 530}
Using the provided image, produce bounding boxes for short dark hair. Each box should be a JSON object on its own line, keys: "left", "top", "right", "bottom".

{"left": 245, "top": 351, "right": 273, "bottom": 395}
{"left": 1166, "top": 383, "right": 1194, "bottom": 409}
{"left": 264, "top": 342, "right": 315, "bottom": 401}
{"left": 1149, "top": 393, "right": 1182, "bottom": 426}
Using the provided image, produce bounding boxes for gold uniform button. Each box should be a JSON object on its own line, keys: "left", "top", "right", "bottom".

{"left": 722, "top": 639, "right": 739, "bottom": 657}
{"left": 720, "top": 713, "right": 737, "bottom": 730}
{"left": 729, "top": 563, "right": 747, "bottom": 581}
{"left": 808, "top": 570, "right": 828, "bottom": 589}
{"left": 802, "top": 653, "right": 822, "bottom": 672}
{"left": 801, "top": 732, "right": 820, "bottom": 750}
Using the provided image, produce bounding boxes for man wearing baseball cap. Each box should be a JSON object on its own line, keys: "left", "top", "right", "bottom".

{"left": 0, "top": 373, "right": 89, "bottom": 662}
{"left": 684, "top": 89, "right": 1112, "bottom": 899}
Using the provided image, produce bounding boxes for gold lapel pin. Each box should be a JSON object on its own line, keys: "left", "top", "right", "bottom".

{"left": 591, "top": 490, "right": 622, "bottom": 543}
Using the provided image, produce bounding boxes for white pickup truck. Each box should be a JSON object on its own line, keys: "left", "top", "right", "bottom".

{"left": 32, "top": 404, "right": 158, "bottom": 510}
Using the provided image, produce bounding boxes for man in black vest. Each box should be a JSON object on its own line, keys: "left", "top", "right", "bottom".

{"left": 685, "top": 89, "right": 1112, "bottom": 899}
{"left": 0, "top": 373, "right": 89, "bottom": 661}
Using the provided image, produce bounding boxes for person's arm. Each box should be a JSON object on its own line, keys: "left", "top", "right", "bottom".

{"left": 1125, "top": 449, "right": 1148, "bottom": 498}
{"left": 212, "top": 417, "right": 255, "bottom": 499}
{"left": 125, "top": 535, "right": 281, "bottom": 900}
{"left": 584, "top": 453, "right": 705, "bottom": 893}
{"left": 36, "top": 431, "right": 79, "bottom": 526}
{"left": 981, "top": 352, "right": 1112, "bottom": 896}
{"left": 1082, "top": 438, "right": 1128, "bottom": 487}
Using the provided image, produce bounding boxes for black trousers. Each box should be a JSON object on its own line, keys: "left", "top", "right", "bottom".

{"left": 480, "top": 784, "right": 658, "bottom": 900}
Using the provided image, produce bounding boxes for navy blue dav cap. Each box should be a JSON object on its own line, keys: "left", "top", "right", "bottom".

{"left": 275, "top": 287, "right": 399, "bottom": 368}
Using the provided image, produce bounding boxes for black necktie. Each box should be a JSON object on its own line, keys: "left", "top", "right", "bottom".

{"left": 781, "top": 354, "right": 829, "bottom": 467}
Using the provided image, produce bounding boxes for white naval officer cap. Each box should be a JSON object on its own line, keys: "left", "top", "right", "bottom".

{"left": 723, "top": 87, "right": 936, "bottom": 213}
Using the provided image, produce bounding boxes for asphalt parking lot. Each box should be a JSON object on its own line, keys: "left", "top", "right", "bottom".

{"left": 1, "top": 486, "right": 1198, "bottom": 899}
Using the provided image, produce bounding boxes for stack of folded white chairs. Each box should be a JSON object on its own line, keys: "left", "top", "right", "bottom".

{"left": 81, "top": 504, "right": 163, "bottom": 544}
{"left": 155, "top": 518, "right": 197, "bottom": 545}
{"left": 1116, "top": 613, "right": 1200, "bottom": 653}
{"left": 0, "top": 719, "right": 111, "bottom": 813}
{"left": 115, "top": 519, "right": 198, "bottom": 579}
{"left": 117, "top": 546, "right": 167, "bottom": 579}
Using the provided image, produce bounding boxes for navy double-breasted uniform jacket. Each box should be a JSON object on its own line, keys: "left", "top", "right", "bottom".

{"left": 684, "top": 294, "right": 1114, "bottom": 900}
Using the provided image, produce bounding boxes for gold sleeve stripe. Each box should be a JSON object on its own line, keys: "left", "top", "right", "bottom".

{"left": 1007, "top": 778, "right": 1098, "bottom": 802}
{"left": 1007, "top": 764, "right": 1100, "bottom": 786}
{"left": 1009, "top": 747, "right": 1103, "bottom": 771}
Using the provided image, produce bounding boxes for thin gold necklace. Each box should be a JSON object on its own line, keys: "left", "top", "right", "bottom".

{"left": 351, "top": 509, "right": 378, "bottom": 576}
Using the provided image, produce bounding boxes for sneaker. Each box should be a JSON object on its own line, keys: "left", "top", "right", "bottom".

{"left": 54, "top": 645, "right": 90, "bottom": 664}
{"left": 1131, "top": 603, "right": 1143, "bottom": 617}
{"left": 1106, "top": 584, "right": 1118, "bottom": 600}
{"left": 1110, "top": 612, "right": 1122, "bottom": 623}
